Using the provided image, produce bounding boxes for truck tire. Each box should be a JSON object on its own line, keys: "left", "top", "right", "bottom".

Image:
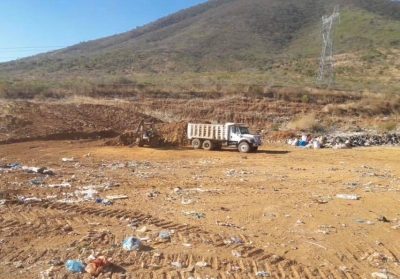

{"left": 192, "top": 139, "right": 202, "bottom": 149}
{"left": 238, "top": 141, "right": 251, "bottom": 153}
{"left": 202, "top": 140, "right": 214, "bottom": 151}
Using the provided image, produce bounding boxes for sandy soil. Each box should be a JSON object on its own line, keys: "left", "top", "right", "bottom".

{"left": 1, "top": 139, "right": 400, "bottom": 279}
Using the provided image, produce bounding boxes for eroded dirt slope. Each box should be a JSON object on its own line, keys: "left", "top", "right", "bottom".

{"left": 0, "top": 98, "right": 317, "bottom": 145}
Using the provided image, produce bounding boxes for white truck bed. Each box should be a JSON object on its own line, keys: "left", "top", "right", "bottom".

{"left": 187, "top": 123, "right": 227, "bottom": 140}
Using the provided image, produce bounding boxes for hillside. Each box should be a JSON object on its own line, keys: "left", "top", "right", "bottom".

{"left": 0, "top": 0, "right": 400, "bottom": 99}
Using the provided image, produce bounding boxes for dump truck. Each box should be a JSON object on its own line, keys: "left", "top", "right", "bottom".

{"left": 187, "top": 122, "right": 261, "bottom": 153}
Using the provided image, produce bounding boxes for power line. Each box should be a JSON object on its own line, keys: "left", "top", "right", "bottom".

{"left": 0, "top": 46, "right": 66, "bottom": 50}
{"left": 0, "top": 50, "right": 61, "bottom": 53}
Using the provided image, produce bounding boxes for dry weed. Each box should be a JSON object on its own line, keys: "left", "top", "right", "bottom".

{"left": 287, "top": 112, "right": 324, "bottom": 132}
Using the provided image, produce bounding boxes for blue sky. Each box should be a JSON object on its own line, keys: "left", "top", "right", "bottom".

{"left": 0, "top": 0, "right": 207, "bottom": 62}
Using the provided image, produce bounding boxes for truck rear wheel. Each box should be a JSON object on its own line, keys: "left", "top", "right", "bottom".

{"left": 192, "top": 138, "right": 202, "bottom": 149}
{"left": 238, "top": 142, "right": 250, "bottom": 153}
{"left": 202, "top": 140, "right": 214, "bottom": 151}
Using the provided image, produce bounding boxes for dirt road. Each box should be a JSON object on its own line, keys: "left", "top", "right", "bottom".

{"left": 1, "top": 140, "right": 399, "bottom": 278}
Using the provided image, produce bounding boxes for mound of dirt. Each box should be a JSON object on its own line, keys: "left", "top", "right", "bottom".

{"left": 0, "top": 101, "right": 160, "bottom": 143}
{"left": 263, "top": 130, "right": 296, "bottom": 141}
{"left": 103, "top": 131, "right": 138, "bottom": 146}
{"left": 104, "top": 122, "right": 189, "bottom": 147}
{"left": 155, "top": 121, "right": 189, "bottom": 146}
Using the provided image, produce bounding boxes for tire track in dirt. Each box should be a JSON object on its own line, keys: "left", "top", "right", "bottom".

{"left": 0, "top": 200, "right": 364, "bottom": 278}
{"left": 334, "top": 227, "right": 400, "bottom": 279}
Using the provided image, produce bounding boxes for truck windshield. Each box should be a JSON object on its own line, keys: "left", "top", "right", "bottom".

{"left": 238, "top": 127, "right": 249, "bottom": 134}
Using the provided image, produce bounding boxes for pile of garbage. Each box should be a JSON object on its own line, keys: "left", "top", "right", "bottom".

{"left": 287, "top": 132, "right": 400, "bottom": 149}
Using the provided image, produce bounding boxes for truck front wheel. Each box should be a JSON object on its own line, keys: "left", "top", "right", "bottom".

{"left": 192, "top": 139, "right": 202, "bottom": 149}
{"left": 238, "top": 142, "right": 251, "bottom": 153}
{"left": 202, "top": 140, "right": 214, "bottom": 151}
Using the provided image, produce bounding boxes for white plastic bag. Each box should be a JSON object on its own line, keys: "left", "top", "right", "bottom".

{"left": 122, "top": 236, "right": 141, "bottom": 250}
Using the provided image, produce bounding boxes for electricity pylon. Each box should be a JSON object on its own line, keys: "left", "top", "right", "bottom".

{"left": 317, "top": 5, "right": 340, "bottom": 84}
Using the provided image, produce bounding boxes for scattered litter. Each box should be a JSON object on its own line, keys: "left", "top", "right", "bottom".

{"left": 317, "top": 225, "right": 337, "bottom": 234}
{"left": 287, "top": 133, "right": 400, "bottom": 149}
{"left": 336, "top": 194, "right": 359, "bottom": 200}
{"left": 146, "top": 190, "right": 160, "bottom": 197}
{"left": 48, "top": 183, "right": 71, "bottom": 188}
{"left": 22, "top": 166, "right": 54, "bottom": 175}
{"left": 65, "top": 259, "right": 84, "bottom": 273}
{"left": 181, "top": 198, "right": 194, "bottom": 205}
{"left": 264, "top": 213, "right": 276, "bottom": 217}
{"left": 391, "top": 224, "right": 400, "bottom": 230}
{"left": 313, "top": 198, "right": 329, "bottom": 204}
{"left": 62, "top": 157, "right": 75, "bottom": 162}
{"left": 75, "top": 188, "right": 98, "bottom": 200}
{"left": 216, "top": 220, "right": 244, "bottom": 229}
{"left": 14, "top": 261, "right": 23, "bottom": 268}
{"left": 40, "top": 266, "right": 55, "bottom": 278}
{"left": 106, "top": 194, "right": 128, "bottom": 200}
{"left": 371, "top": 272, "right": 388, "bottom": 279}
{"left": 232, "top": 249, "right": 242, "bottom": 257}
{"left": 345, "top": 182, "right": 359, "bottom": 186}
{"left": 230, "top": 236, "right": 244, "bottom": 243}
{"left": 0, "top": 163, "right": 19, "bottom": 169}
{"left": 182, "top": 210, "right": 205, "bottom": 218}
{"left": 339, "top": 266, "right": 349, "bottom": 272}
{"left": 137, "top": 226, "right": 147, "bottom": 233}
{"left": 102, "top": 199, "right": 113, "bottom": 206}
{"left": 305, "top": 241, "right": 327, "bottom": 250}
{"left": 255, "top": 271, "right": 270, "bottom": 277}
{"left": 122, "top": 236, "right": 141, "bottom": 251}
{"left": 85, "top": 256, "right": 110, "bottom": 277}
{"left": 377, "top": 216, "right": 390, "bottom": 222}
{"left": 195, "top": 262, "right": 208, "bottom": 267}
{"left": 29, "top": 179, "right": 42, "bottom": 185}
{"left": 156, "top": 231, "right": 171, "bottom": 242}
{"left": 353, "top": 218, "right": 375, "bottom": 225}
{"left": 171, "top": 262, "right": 182, "bottom": 269}
{"left": 173, "top": 187, "right": 181, "bottom": 193}
{"left": 18, "top": 196, "right": 42, "bottom": 203}
{"left": 183, "top": 187, "right": 220, "bottom": 193}
{"left": 295, "top": 220, "right": 305, "bottom": 225}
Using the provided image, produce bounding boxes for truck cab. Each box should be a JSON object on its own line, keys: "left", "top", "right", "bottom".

{"left": 226, "top": 123, "right": 261, "bottom": 152}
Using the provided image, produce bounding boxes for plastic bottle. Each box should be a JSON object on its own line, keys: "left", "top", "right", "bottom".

{"left": 336, "top": 194, "right": 359, "bottom": 200}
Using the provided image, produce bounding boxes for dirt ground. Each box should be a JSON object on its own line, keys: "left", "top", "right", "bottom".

{"left": 1, "top": 140, "right": 400, "bottom": 279}
{"left": 1, "top": 100, "right": 400, "bottom": 279}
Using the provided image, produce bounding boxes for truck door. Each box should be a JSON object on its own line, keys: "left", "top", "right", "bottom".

{"left": 230, "top": 126, "right": 241, "bottom": 142}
